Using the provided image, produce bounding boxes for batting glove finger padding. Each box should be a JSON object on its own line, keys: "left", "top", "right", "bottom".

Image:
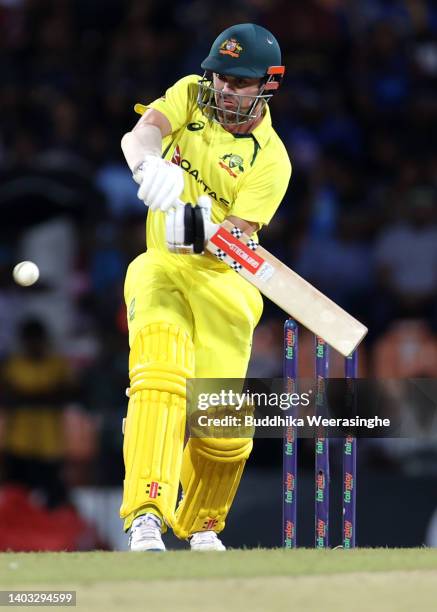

{"left": 166, "top": 197, "right": 217, "bottom": 255}
{"left": 136, "top": 155, "right": 184, "bottom": 211}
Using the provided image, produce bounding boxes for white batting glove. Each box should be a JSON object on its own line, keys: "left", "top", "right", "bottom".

{"left": 197, "top": 195, "right": 218, "bottom": 240}
{"left": 166, "top": 205, "right": 187, "bottom": 253}
{"left": 197, "top": 195, "right": 212, "bottom": 225}
{"left": 135, "top": 155, "right": 184, "bottom": 212}
{"left": 166, "top": 196, "right": 217, "bottom": 254}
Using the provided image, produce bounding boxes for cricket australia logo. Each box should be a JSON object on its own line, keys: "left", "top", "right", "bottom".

{"left": 219, "top": 153, "right": 245, "bottom": 178}
{"left": 219, "top": 38, "right": 243, "bottom": 58}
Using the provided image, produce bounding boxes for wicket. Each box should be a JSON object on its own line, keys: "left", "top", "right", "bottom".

{"left": 282, "top": 318, "right": 358, "bottom": 548}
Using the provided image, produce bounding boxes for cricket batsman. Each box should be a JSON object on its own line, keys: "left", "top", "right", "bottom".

{"left": 120, "top": 23, "right": 291, "bottom": 551}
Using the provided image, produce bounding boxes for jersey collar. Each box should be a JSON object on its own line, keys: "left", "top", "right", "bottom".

{"left": 228, "top": 105, "right": 272, "bottom": 148}
{"left": 250, "top": 104, "right": 272, "bottom": 148}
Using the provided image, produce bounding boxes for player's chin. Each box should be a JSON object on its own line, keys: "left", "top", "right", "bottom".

{"left": 219, "top": 104, "right": 236, "bottom": 114}
{"left": 217, "top": 107, "right": 239, "bottom": 123}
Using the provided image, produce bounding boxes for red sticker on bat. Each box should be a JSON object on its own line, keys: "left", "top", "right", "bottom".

{"left": 210, "top": 226, "right": 265, "bottom": 274}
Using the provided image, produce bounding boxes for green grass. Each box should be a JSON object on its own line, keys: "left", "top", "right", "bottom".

{"left": 1, "top": 549, "right": 437, "bottom": 611}
{"left": 2, "top": 548, "right": 437, "bottom": 584}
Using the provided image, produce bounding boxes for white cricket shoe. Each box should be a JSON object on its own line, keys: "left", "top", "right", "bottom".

{"left": 129, "top": 513, "right": 166, "bottom": 551}
{"left": 189, "top": 531, "right": 226, "bottom": 551}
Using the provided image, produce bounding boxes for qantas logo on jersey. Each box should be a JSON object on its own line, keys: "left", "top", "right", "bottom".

{"left": 171, "top": 145, "right": 181, "bottom": 166}
{"left": 171, "top": 148, "right": 231, "bottom": 207}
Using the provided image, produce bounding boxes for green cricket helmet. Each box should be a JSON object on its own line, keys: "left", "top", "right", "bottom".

{"left": 198, "top": 23, "right": 285, "bottom": 126}
{"left": 201, "top": 23, "right": 282, "bottom": 78}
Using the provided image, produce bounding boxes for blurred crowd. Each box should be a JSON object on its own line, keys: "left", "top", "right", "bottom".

{"left": 1, "top": 0, "right": 437, "bottom": 516}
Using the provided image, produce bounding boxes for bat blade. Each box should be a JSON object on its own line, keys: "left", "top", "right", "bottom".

{"left": 206, "top": 221, "right": 367, "bottom": 356}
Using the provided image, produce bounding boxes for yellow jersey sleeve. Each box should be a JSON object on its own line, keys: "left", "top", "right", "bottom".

{"left": 134, "top": 75, "right": 199, "bottom": 133}
{"left": 231, "top": 137, "right": 291, "bottom": 226}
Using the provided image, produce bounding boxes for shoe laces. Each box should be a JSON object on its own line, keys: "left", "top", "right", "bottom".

{"left": 191, "top": 530, "right": 219, "bottom": 544}
{"left": 131, "top": 514, "right": 161, "bottom": 542}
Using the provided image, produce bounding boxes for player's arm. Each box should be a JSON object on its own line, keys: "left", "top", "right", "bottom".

{"left": 121, "top": 109, "right": 171, "bottom": 171}
{"left": 226, "top": 215, "right": 259, "bottom": 236}
{"left": 121, "top": 107, "right": 184, "bottom": 212}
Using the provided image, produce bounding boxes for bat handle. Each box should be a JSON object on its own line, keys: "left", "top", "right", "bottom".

{"left": 175, "top": 196, "right": 212, "bottom": 223}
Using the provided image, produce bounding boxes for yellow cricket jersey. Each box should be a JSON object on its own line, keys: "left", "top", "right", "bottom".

{"left": 134, "top": 74, "right": 291, "bottom": 262}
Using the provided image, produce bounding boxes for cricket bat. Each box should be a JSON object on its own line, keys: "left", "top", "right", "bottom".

{"left": 206, "top": 221, "right": 367, "bottom": 357}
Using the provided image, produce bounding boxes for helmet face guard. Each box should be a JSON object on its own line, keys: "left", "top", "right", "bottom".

{"left": 197, "top": 66, "right": 284, "bottom": 126}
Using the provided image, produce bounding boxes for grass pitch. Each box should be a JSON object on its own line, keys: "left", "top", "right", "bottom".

{"left": 1, "top": 549, "right": 437, "bottom": 611}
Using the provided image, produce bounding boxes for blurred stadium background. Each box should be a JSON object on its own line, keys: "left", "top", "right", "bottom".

{"left": 1, "top": 0, "right": 437, "bottom": 551}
